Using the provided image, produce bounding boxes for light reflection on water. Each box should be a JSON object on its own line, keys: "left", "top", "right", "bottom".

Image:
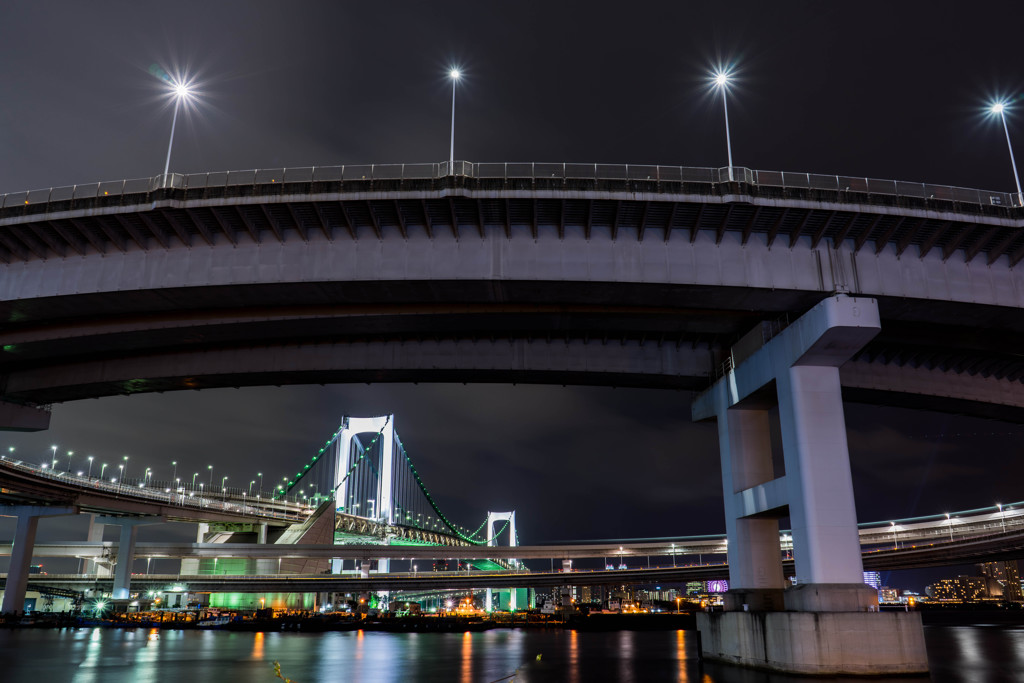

{"left": 0, "top": 625, "right": 1020, "bottom": 682}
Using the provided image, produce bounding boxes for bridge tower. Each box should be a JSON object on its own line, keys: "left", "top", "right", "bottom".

{"left": 485, "top": 511, "right": 518, "bottom": 611}
{"left": 334, "top": 415, "right": 397, "bottom": 524}
{"left": 692, "top": 295, "right": 928, "bottom": 675}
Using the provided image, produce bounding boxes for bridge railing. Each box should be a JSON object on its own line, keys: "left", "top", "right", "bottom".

{"left": 4, "top": 161, "right": 1021, "bottom": 212}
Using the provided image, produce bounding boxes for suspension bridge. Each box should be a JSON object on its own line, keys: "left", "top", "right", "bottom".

{"left": 0, "top": 414, "right": 524, "bottom": 612}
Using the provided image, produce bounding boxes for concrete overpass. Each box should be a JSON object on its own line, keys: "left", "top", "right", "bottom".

{"left": 1, "top": 161, "right": 1023, "bottom": 431}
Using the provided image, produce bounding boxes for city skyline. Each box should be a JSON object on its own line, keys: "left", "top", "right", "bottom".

{"left": 3, "top": 2, "right": 1024, "bottom": 593}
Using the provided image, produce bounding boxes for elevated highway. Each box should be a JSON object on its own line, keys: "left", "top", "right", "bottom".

{"left": 7, "top": 501, "right": 1023, "bottom": 589}
{"left": 2, "top": 162, "right": 1024, "bottom": 429}
{"left": 0, "top": 456, "right": 476, "bottom": 550}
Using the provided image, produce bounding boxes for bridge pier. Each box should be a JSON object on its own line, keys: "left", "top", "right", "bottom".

{"left": 0, "top": 506, "right": 75, "bottom": 613}
{"left": 93, "top": 516, "right": 162, "bottom": 600}
{"left": 693, "top": 295, "right": 928, "bottom": 675}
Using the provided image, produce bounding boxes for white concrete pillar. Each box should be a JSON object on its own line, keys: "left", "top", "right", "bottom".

{"left": 717, "top": 406, "right": 786, "bottom": 592}
{"left": 180, "top": 522, "right": 208, "bottom": 575}
{"left": 84, "top": 514, "right": 110, "bottom": 576}
{"left": 2, "top": 515, "right": 39, "bottom": 613}
{"left": 1, "top": 506, "right": 75, "bottom": 613}
{"left": 776, "top": 365, "right": 864, "bottom": 585}
{"left": 112, "top": 523, "right": 140, "bottom": 600}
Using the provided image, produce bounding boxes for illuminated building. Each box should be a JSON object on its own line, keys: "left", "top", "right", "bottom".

{"left": 978, "top": 561, "right": 1023, "bottom": 602}
{"left": 926, "top": 576, "right": 988, "bottom": 602}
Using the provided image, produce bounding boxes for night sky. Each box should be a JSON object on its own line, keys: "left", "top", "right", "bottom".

{"left": 2, "top": 2, "right": 1024, "bottom": 590}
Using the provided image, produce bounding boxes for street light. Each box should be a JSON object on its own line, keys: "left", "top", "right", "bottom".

{"left": 890, "top": 522, "right": 898, "bottom": 550}
{"left": 66, "top": 450, "right": 73, "bottom": 472}
{"left": 711, "top": 67, "right": 735, "bottom": 181}
{"left": 448, "top": 68, "right": 461, "bottom": 169}
{"left": 258, "top": 472, "right": 263, "bottom": 496}
{"left": 50, "top": 445, "right": 57, "bottom": 469}
{"left": 163, "top": 77, "right": 194, "bottom": 180}
{"left": 989, "top": 101, "right": 1024, "bottom": 206}
{"left": 122, "top": 455, "right": 129, "bottom": 483}
{"left": 945, "top": 512, "right": 954, "bottom": 541}
{"left": 100, "top": 463, "right": 108, "bottom": 480}
{"left": 171, "top": 460, "right": 177, "bottom": 482}
{"left": 118, "top": 463, "right": 124, "bottom": 486}
{"left": 249, "top": 480, "right": 256, "bottom": 496}
{"left": 87, "top": 456, "right": 94, "bottom": 478}
{"left": 208, "top": 464, "right": 214, "bottom": 486}
{"left": 192, "top": 472, "right": 199, "bottom": 489}
{"left": 997, "top": 503, "right": 1006, "bottom": 533}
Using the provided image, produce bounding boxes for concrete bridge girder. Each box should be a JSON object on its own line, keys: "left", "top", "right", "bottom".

{"left": 1, "top": 220, "right": 1023, "bottom": 422}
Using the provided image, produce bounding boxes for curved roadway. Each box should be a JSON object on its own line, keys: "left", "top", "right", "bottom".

{"left": 0, "top": 162, "right": 1023, "bottom": 426}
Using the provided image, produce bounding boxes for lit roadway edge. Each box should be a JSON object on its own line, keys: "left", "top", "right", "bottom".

{"left": 4, "top": 504, "right": 1024, "bottom": 592}
{"left": 5, "top": 499, "right": 1023, "bottom": 562}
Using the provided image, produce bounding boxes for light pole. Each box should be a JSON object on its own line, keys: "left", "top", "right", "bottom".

{"left": 163, "top": 79, "right": 193, "bottom": 181}
{"left": 145, "top": 467, "right": 152, "bottom": 486}
{"left": 990, "top": 102, "right": 1024, "bottom": 206}
{"left": 890, "top": 522, "right": 898, "bottom": 550}
{"left": 221, "top": 476, "right": 229, "bottom": 501}
{"left": 50, "top": 445, "right": 57, "bottom": 469}
{"left": 945, "top": 513, "right": 954, "bottom": 541}
{"left": 118, "top": 463, "right": 124, "bottom": 486}
{"left": 192, "top": 472, "right": 199, "bottom": 489}
{"left": 208, "top": 464, "right": 214, "bottom": 487}
{"left": 711, "top": 68, "right": 735, "bottom": 181}
{"left": 249, "top": 480, "right": 256, "bottom": 496}
{"left": 448, "top": 68, "right": 461, "bottom": 169}
{"left": 87, "top": 456, "right": 94, "bottom": 479}
{"left": 100, "top": 463, "right": 108, "bottom": 480}
{"left": 171, "top": 460, "right": 178, "bottom": 482}
{"left": 122, "top": 455, "right": 129, "bottom": 483}
{"left": 258, "top": 472, "right": 264, "bottom": 497}
{"left": 66, "top": 451, "right": 73, "bottom": 472}
{"left": 998, "top": 503, "right": 1006, "bottom": 533}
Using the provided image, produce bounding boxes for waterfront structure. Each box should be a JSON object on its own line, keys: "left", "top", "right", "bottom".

{"left": 693, "top": 296, "right": 928, "bottom": 674}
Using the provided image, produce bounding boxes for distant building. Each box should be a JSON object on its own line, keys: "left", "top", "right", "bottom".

{"left": 978, "top": 561, "right": 1023, "bottom": 602}
{"left": 878, "top": 588, "right": 900, "bottom": 604}
{"left": 926, "top": 576, "right": 989, "bottom": 602}
{"left": 580, "top": 585, "right": 607, "bottom": 604}
{"left": 863, "top": 571, "right": 882, "bottom": 590}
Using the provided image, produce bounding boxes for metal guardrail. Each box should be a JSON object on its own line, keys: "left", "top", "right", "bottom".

{"left": 2, "top": 161, "right": 1021, "bottom": 210}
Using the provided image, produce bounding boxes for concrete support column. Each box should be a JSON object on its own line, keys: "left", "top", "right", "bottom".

{"left": 1, "top": 506, "right": 75, "bottom": 614}
{"left": 180, "top": 522, "right": 208, "bottom": 575}
{"left": 112, "top": 523, "right": 139, "bottom": 600}
{"left": 84, "top": 514, "right": 110, "bottom": 576}
{"left": 2, "top": 515, "right": 39, "bottom": 614}
{"left": 777, "top": 365, "right": 864, "bottom": 586}
{"left": 717, "top": 406, "right": 785, "bottom": 606}
{"left": 93, "top": 516, "right": 162, "bottom": 600}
